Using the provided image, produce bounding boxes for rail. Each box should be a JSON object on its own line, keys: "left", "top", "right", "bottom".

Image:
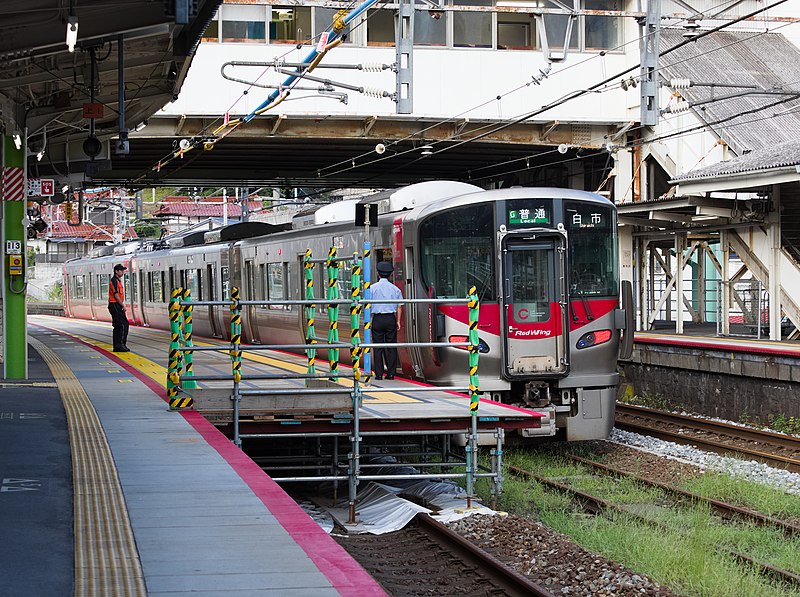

{"left": 165, "top": 247, "right": 492, "bottom": 522}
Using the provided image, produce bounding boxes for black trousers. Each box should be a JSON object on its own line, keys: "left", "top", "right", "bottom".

{"left": 372, "top": 312, "right": 397, "bottom": 377}
{"left": 108, "top": 302, "right": 129, "bottom": 349}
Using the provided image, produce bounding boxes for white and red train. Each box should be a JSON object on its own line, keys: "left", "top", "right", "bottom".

{"left": 63, "top": 181, "right": 631, "bottom": 440}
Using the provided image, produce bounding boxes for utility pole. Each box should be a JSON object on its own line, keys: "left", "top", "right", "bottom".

{"left": 640, "top": 0, "right": 661, "bottom": 126}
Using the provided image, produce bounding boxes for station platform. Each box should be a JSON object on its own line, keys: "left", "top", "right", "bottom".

{"left": 1, "top": 321, "right": 386, "bottom": 596}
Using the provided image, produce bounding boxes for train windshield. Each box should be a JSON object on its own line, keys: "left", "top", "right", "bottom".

{"left": 565, "top": 201, "right": 618, "bottom": 297}
{"left": 419, "top": 203, "right": 496, "bottom": 301}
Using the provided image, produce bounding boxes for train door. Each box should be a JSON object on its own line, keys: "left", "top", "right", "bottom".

{"left": 243, "top": 259, "right": 260, "bottom": 343}
{"left": 500, "top": 231, "right": 568, "bottom": 377}
{"left": 207, "top": 263, "right": 223, "bottom": 337}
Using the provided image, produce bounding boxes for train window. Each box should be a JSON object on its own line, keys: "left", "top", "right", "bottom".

{"left": 221, "top": 266, "right": 231, "bottom": 300}
{"left": 267, "top": 263, "right": 287, "bottom": 310}
{"left": 74, "top": 275, "right": 85, "bottom": 299}
{"left": 185, "top": 269, "right": 202, "bottom": 301}
{"left": 565, "top": 201, "right": 618, "bottom": 297}
{"left": 95, "top": 274, "right": 106, "bottom": 301}
{"left": 149, "top": 272, "right": 164, "bottom": 303}
{"left": 419, "top": 203, "right": 496, "bottom": 301}
{"left": 123, "top": 273, "right": 131, "bottom": 303}
{"left": 509, "top": 247, "right": 551, "bottom": 322}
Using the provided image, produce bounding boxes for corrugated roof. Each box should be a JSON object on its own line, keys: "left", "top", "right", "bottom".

{"left": 660, "top": 29, "right": 800, "bottom": 156}
{"left": 43, "top": 222, "right": 138, "bottom": 241}
{"left": 672, "top": 138, "right": 800, "bottom": 182}
{"left": 154, "top": 196, "right": 263, "bottom": 218}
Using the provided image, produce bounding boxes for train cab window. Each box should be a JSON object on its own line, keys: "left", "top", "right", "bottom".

{"left": 565, "top": 201, "right": 618, "bottom": 297}
{"left": 267, "top": 262, "right": 287, "bottom": 310}
{"left": 419, "top": 203, "right": 496, "bottom": 301}
{"left": 510, "top": 247, "right": 551, "bottom": 322}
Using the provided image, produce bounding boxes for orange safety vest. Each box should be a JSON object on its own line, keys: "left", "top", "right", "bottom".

{"left": 109, "top": 276, "right": 125, "bottom": 303}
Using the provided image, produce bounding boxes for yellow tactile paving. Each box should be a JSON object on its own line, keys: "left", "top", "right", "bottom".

{"left": 38, "top": 317, "right": 419, "bottom": 404}
{"left": 28, "top": 335, "right": 146, "bottom": 597}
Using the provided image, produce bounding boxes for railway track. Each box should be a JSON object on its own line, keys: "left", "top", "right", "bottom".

{"left": 509, "top": 464, "right": 800, "bottom": 591}
{"left": 334, "top": 513, "right": 554, "bottom": 597}
{"left": 615, "top": 403, "right": 800, "bottom": 473}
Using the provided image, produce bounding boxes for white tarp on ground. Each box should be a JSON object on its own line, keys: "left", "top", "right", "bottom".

{"left": 309, "top": 461, "right": 495, "bottom": 534}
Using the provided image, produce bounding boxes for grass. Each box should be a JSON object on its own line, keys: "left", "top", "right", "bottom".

{"left": 477, "top": 449, "right": 800, "bottom": 597}
{"left": 683, "top": 471, "right": 800, "bottom": 521}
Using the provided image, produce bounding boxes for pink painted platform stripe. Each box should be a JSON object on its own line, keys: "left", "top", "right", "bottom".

{"left": 40, "top": 326, "right": 386, "bottom": 596}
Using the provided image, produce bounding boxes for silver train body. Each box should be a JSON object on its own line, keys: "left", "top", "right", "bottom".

{"left": 64, "top": 182, "right": 626, "bottom": 440}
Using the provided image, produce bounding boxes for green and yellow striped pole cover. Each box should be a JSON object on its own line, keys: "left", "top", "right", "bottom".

{"left": 181, "top": 287, "right": 197, "bottom": 390}
{"left": 304, "top": 249, "right": 317, "bottom": 378}
{"left": 230, "top": 286, "right": 242, "bottom": 383}
{"left": 350, "top": 253, "right": 362, "bottom": 381}
{"left": 327, "top": 247, "right": 339, "bottom": 380}
{"left": 468, "top": 287, "right": 480, "bottom": 414}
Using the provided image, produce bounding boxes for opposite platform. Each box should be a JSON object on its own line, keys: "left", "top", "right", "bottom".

{"left": 1, "top": 325, "right": 385, "bottom": 597}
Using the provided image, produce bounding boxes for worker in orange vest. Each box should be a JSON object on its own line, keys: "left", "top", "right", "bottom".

{"left": 108, "top": 264, "right": 130, "bottom": 352}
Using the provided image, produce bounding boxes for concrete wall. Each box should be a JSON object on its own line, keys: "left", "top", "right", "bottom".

{"left": 620, "top": 343, "right": 800, "bottom": 423}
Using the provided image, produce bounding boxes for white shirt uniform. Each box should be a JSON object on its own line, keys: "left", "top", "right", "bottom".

{"left": 370, "top": 278, "right": 402, "bottom": 314}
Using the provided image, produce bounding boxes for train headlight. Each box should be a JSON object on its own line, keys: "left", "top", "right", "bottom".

{"left": 448, "top": 335, "right": 490, "bottom": 353}
{"left": 576, "top": 329, "right": 612, "bottom": 349}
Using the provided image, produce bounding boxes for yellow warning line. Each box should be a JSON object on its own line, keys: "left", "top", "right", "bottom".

{"left": 28, "top": 335, "right": 146, "bottom": 597}
{"left": 40, "top": 318, "right": 418, "bottom": 404}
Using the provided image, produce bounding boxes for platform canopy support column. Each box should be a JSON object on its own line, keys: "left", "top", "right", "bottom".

{"left": 2, "top": 135, "right": 28, "bottom": 379}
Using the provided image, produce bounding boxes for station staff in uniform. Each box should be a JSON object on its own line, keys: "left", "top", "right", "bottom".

{"left": 108, "top": 264, "right": 130, "bottom": 352}
{"left": 371, "top": 261, "right": 403, "bottom": 380}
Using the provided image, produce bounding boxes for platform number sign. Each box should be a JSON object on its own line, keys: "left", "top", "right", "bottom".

{"left": 6, "top": 240, "right": 22, "bottom": 254}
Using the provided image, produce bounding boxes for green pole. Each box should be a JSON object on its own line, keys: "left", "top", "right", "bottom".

{"left": 327, "top": 247, "right": 339, "bottom": 381}
{"left": 2, "top": 136, "right": 27, "bottom": 379}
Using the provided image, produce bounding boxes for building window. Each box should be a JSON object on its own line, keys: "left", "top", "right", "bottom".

{"left": 584, "top": 0, "right": 622, "bottom": 50}
{"left": 453, "top": 0, "right": 493, "bottom": 48}
{"left": 314, "top": 8, "right": 351, "bottom": 43}
{"left": 415, "top": 9, "right": 447, "bottom": 46}
{"left": 541, "top": 12, "right": 579, "bottom": 51}
{"left": 202, "top": 14, "right": 219, "bottom": 42}
{"left": 367, "top": 8, "right": 395, "bottom": 46}
{"left": 221, "top": 4, "right": 267, "bottom": 43}
{"left": 271, "top": 7, "right": 312, "bottom": 43}
{"left": 497, "top": 13, "right": 536, "bottom": 50}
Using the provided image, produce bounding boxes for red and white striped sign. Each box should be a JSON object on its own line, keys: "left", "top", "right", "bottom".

{"left": 2, "top": 167, "right": 24, "bottom": 201}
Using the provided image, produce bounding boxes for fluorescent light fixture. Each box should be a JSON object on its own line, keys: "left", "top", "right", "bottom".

{"left": 12, "top": 133, "right": 21, "bottom": 150}
{"left": 66, "top": 16, "right": 79, "bottom": 52}
{"left": 420, "top": 144, "right": 433, "bottom": 156}
{"left": 36, "top": 149, "right": 45, "bottom": 161}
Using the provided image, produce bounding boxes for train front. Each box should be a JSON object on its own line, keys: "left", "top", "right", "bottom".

{"left": 410, "top": 188, "right": 622, "bottom": 441}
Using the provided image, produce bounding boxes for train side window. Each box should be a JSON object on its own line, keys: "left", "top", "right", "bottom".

{"left": 75, "top": 275, "right": 85, "bottom": 299}
{"left": 221, "top": 266, "right": 231, "bottom": 300}
{"left": 96, "top": 274, "right": 106, "bottom": 301}
{"left": 267, "top": 262, "right": 287, "bottom": 310}
{"left": 123, "top": 273, "right": 131, "bottom": 303}
{"left": 207, "top": 264, "right": 216, "bottom": 301}
{"left": 185, "top": 269, "right": 201, "bottom": 300}
{"left": 259, "top": 264, "right": 268, "bottom": 309}
{"left": 149, "top": 272, "right": 163, "bottom": 302}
